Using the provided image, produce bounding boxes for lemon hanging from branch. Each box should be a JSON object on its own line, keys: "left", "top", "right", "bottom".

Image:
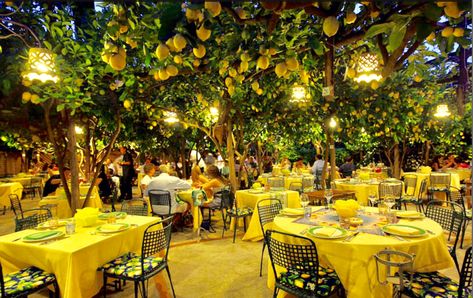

{"left": 173, "top": 34, "right": 187, "bottom": 52}
{"left": 197, "top": 26, "right": 211, "bottom": 41}
{"left": 110, "top": 48, "right": 126, "bottom": 71}
{"left": 193, "top": 44, "right": 206, "bottom": 58}
{"left": 205, "top": 1, "right": 221, "bottom": 17}
{"left": 156, "top": 44, "right": 170, "bottom": 61}
{"left": 323, "top": 16, "right": 339, "bottom": 37}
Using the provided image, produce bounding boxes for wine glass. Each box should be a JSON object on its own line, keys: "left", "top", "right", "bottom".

{"left": 384, "top": 196, "right": 396, "bottom": 212}
{"left": 300, "top": 193, "right": 309, "bottom": 208}
{"left": 368, "top": 191, "right": 377, "bottom": 207}
{"left": 324, "top": 189, "right": 333, "bottom": 210}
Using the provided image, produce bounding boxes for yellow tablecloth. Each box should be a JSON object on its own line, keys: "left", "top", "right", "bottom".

{"left": 39, "top": 185, "right": 103, "bottom": 218}
{"left": 0, "top": 182, "right": 23, "bottom": 209}
{"left": 334, "top": 180, "right": 379, "bottom": 205}
{"left": 237, "top": 190, "right": 300, "bottom": 241}
{"left": 268, "top": 207, "right": 454, "bottom": 298}
{"left": 7, "top": 177, "right": 33, "bottom": 187}
{"left": 0, "top": 216, "right": 168, "bottom": 298}
{"left": 444, "top": 169, "right": 471, "bottom": 182}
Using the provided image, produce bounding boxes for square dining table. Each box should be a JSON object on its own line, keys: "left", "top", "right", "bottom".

{"left": 0, "top": 215, "right": 170, "bottom": 298}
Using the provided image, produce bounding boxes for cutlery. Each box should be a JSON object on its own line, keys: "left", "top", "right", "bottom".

{"left": 426, "top": 229, "right": 435, "bottom": 235}
{"left": 343, "top": 231, "right": 360, "bottom": 242}
{"left": 299, "top": 228, "right": 309, "bottom": 235}
{"left": 11, "top": 237, "right": 21, "bottom": 242}
{"left": 387, "top": 234, "right": 409, "bottom": 242}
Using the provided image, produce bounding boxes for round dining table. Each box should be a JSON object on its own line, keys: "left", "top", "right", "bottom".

{"left": 267, "top": 207, "right": 454, "bottom": 298}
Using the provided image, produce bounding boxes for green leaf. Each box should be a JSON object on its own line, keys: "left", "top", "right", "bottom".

{"left": 125, "top": 78, "right": 135, "bottom": 87}
{"left": 423, "top": 4, "right": 443, "bottom": 21}
{"left": 54, "top": 26, "right": 64, "bottom": 37}
{"left": 43, "top": 41, "right": 52, "bottom": 50}
{"left": 365, "top": 22, "right": 394, "bottom": 39}
{"left": 57, "top": 103, "right": 65, "bottom": 112}
{"left": 387, "top": 24, "right": 406, "bottom": 52}
{"left": 61, "top": 48, "right": 68, "bottom": 55}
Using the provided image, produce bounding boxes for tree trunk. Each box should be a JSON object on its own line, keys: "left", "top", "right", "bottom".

{"left": 456, "top": 17, "right": 468, "bottom": 116}
{"left": 68, "top": 116, "right": 80, "bottom": 214}
{"left": 329, "top": 132, "right": 336, "bottom": 182}
{"left": 226, "top": 117, "right": 238, "bottom": 190}
{"left": 323, "top": 37, "right": 335, "bottom": 101}
{"left": 84, "top": 123, "right": 91, "bottom": 181}
{"left": 393, "top": 143, "right": 400, "bottom": 179}
{"left": 424, "top": 140, "right": 431, "bottom": 165}
{"left": 257, "top": 141, "right": 264, "bottom": 175}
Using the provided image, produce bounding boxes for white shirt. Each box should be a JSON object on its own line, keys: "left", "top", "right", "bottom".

{"left": 141, "top": 175, "right": 152, "bottom": 189}
{"left": 113, "top": 156, "right": 123, "bottom": 176}
{"left": 145, "top": 173, "right": 191, "bottom": 214}
{"left": 311, "top": 160, "right": 325, "bottom": 175}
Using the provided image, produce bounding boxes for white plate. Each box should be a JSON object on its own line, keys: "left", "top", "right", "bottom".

{"left": 396, "top": 212, "right": 425, "bottom": 219}
{"left": 22, "top": 231, "right": 65, "bottom": 242}
{"left": 37, "top": 220, "right": 68, "bottom": 229}
{"left": 247, "top": 189, "right": 264, "bottom": 194}
{"left": 382, "top": 224, "right": 426, "bottom": 238}
{"left": 307, "top": 226, "right": 348, "bottom": 239}
{"left": 96, "top": 223, "right": 130, "bottom": 234}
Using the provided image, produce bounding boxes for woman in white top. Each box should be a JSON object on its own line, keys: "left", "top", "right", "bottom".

{"left": 140, "top": 164, "right": 155, "bottom": 193}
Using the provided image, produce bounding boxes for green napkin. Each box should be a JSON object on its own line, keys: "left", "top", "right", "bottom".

{"left": 25, "top": 231, "right": 60, "bottom": 240}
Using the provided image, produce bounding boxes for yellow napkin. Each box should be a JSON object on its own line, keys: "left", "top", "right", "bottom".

{"left": 315, "top": 227, "right": 337, "bottom": 237}
{"left": 100, "top": 224, "right": 123, "bottom": 232}
{"left": 398, "top": 211, "right": 421, "bottom": 217}
{"left": 282, "top": 208, "right": 304, "bottom": 215}
{"left": 385, "top": 225, "right": 420, "bottom": 235}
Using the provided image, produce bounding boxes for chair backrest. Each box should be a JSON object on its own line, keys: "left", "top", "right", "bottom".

{"left": 425, "top": 200, "right": 464, "bottom": 250}
{"left": 378, "top": 181, "right": 403, "bottom": 199}
{"left": 141, "top": 216, "right": 173, "bottom": 266}
{"left": 449, "top": 186, "right": 464, "bottom": 205}
{"left": 265, "top": 230, "right": 320, "bottom": 286}
{"left": 418, "top": 179, "right": 427, "bottom": 199}
{"left": 268, "top": 177, "right": 284, "bottom": 188}
{"left": 191, "top": 189, "right": 208, "bottom": 207}
{"left": 430, "top": 173, "right": 451, "bottom": 189}
{"left": 403, "top": 175, "right": 417, "bottom": 196}
{"left": 288, "top": 182, "right": 303, "bottom": 193}
{"left": 120, "top": 201, "right": 148, "bottom": 216}
{"left": 257, "top": 198, "right": 282, "bottom": 234}
{"left": 459, "top": 246, "right": 472, "bottom": 297}
{"left": 9, "top": 194, "right": 23, "bottom": 218}
{"left": 15, "top": 208, "right": 52, "bottom": 231}
{"left": 219, "top": 188, "right": 235, "bottom": 210}
{"left": 302, "top": 176, "right": 314, "bottom": 190}
{"left": 148, "top": 189, "right": 172, "bottom": 216}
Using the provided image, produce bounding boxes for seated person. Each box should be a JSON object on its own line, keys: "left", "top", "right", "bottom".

{"left": 97, "top": 165, "right": 112, "bottom": 200}
{"left": 431, "top": 155, "right": 444, "bottom": 172}
{"left": 43, "top": 167, "right": 70, "bottom": 197}
{"left": 202, "top": 165, "right": 229, "bottom": 208}
{"left": 140, "top": 164, "right": 155, "bottom": 193}
{"left": 145, "top": 165, "right": 191, "bottom": 215}
{"left": 339, "top": 156, "right": 356, "bottom": 178}
{"left": 280, "top": 156, "right": 292, "bottom": 170}
{"left": 442, "top": 153, "right": 457, "bottom": 169}
{"left": 292, "top": 157, "right": 305, "bottom": 173}
{"left": 191, "top": 164, "right": 209, "bottom": 188}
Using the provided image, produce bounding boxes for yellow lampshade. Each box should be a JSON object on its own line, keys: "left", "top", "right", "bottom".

{"left": 434, "top": 104, "right": 451, "bottom": 117}
{"left": 164, "top": 111, "right": 179, "bottom": 123}
{"left": 23, "top": 48, "right": 59, "bottom": 83}
{"left": 290, "top": 84, "right": 309, "bottom": 103}
{"left": 354, "top": 52, "right": 382, "bottom": 83}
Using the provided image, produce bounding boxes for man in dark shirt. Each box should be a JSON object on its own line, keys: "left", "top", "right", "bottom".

{"left": 42, "top": 167, "right": 70, "bottom": 197}
{"left": 118, "top": 147, "right": 134, "bottom": 201}
{"left": 339, "top": 156, "right": 356, "bottom": 178}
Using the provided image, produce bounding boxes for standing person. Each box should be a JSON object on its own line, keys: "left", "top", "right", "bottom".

{"left": 311, "top": 154, "right": 325, "bottom": 176}
{"left": 118, "top": 146, "right": 134, "bottom": 201}
{"left": 339, "top": 156, "right": 356, "bottom": 178}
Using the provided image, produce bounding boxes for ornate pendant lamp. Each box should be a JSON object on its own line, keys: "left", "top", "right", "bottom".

{"left": 434, "top": 104, "right": 451, "bottom": 117}
{"left": 354, "top": 52, "right": 382, "bottom": 83}
{"left": 290, "top": 84, "right": 309, "bottom": 103}
{"left": 22, "top": 48, "right": 59, "bottom": 83}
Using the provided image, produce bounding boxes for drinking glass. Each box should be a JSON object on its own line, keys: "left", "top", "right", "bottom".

{"left": 300, "top": 193, "right": 309, "bottom": 208}
{"left": 324, "top": 189, "right": 333, "bottom": 210}
{"left": 368, "top": 191, "right": 377, "bottom": 207}
{"left": 384, "top": 196, "right": 396, "bottom": 212}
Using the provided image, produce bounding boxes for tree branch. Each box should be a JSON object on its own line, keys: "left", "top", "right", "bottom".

{"left": 395, "top": 40, "right": 421, "bottom": 70}
{"left": 377, "top": 35, "right": 388, "bottom": 65}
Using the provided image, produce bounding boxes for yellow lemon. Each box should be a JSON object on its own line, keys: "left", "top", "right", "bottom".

{"left": 426, "top": 32, "right": 435, "bottom": 41}
{"left": 30, "top": 94, "right": 40, "bottom": 104}
{"left": 251, "top": 81, "right": 259, "bottom": 91}
{"left": 110, "top": 48, "right": 126, "bottom": 71}
{"left": 441, "top": 27, "right": 454, "bottom": 37}
{"left": 323, "top": 16, "right": 339, "bottom": 37}
{"left": 453, "top": 28, "right": 464, "bottom": 37}
{"left": 125, "top": 37, "right": 137, "bottom": 49}
{"left": 268, "top": 48, "right": 277, "bottom": 56}
{"left": 414, "top": 75, "right": 422, "bottom": 82}
{"left": 156, "top": 44, "right": 170, "bottom": 61}
{"left": 275, "top": 62, "right": 287, "bottom": 77}
{"left": 193, "top": 44, "right": 206, "bottom": 58}
{"left": 173, "top": 55, "right": 183, "bottom": 64}
{"left": 370, "top": 10, "right": 380, "bottom": 18}
{"left": 185, "top": 9, "right": 199, "bottom": 21}
{"left": 228, "top": 85, "right": 235, "bottom": 96}
{"left": 165, "top": 38, "right": 177, "bottom": 52}
{"left": 256, "top": 55, "right": 270, "bottom": 69}
{"left": 300, "top": 70, "right": 309, "bottom": 84}
{"left": 173, "top": 34, "right": 187, "bottom": 51}
{"left": 101, "top": 51, "right": 111, "bottom": 64}
{"left": 346, "top": 68, "right": 356, "bottom": 78}
{"left": 238, "top": 60, "right": 249, "bottom": 73}
{"left": 5, "top": 1, "right": 14, "bottom": 6}
{"left": 256, "top": 88, "right": 263, "bottom": 95}
{"left": 123, "top": 99, "right": 132, "bottom": 109}
{"left": 444, "top": 4, "right": 462, "bottom": 18}
{"left": 228, "top": 68, "right": 237, "bottom": 77}
{"left": 153, "top": 71, "right": 160, "bottom": 81}
{"left": 346, "top": 12, "right": 356, "bottom": 24}
{"left": 119, "top": 25, "right": 128, "bottom": 34}
{"left": 166, "top": 65, "right": 179, "bottom": 76}
{"left": 205, "top": 1, "right": 221, "bottom": 17}
{"left": 22, "top": 92, "right": 31, "bottom": 101}
{"left": 240, "top": 52, "right": 250, "bottom": 62}
{"left": 235, "top": 7, "right": 247, "bottom": 19}
{"left": 370, "top": 81, "right": 379, "bottom": 90}
{"left": 235, "top": 74, "right": 245, "bottom": 84}
{"left": 285, "top": 57, "right": 299, "bottom": 71}
{"left": 158, "top": 68, "right": 169, "bottom": 80}
{"left": 225, "top": 77, "right": 233, "bottom": 87}
{"left": 259, "top": 46, "right": 269, "bottom": 55}
{"left": 193, "top": 59, "right": 201, "bottom": 67}
{"left": 197, "top": 26, "right": 211, "bottom": 41}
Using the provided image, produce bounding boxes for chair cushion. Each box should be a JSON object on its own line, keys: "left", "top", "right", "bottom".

{"left": 3, "top": 266, "right": 55, "bottom": 296}
{"left": 403, "top": 271, "right": 468, "bottom": 297}
{"left": 400, "top": 196, "right": 418, "bottom": 203}
{"left": 227, "top": 207, "right": 253, "bottom": 216}
{"left": 99, "top": 252, "right": 163, "bottom": 278}
{"left": 278, "top": 266, "right": 340, "bottom": 296}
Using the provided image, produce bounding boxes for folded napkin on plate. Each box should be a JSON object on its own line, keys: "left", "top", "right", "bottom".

{"left": 385, "top": 225, "right": 420, "bottom": 235}
{"left": 282, "top": 208, "right": 304, "bottom": 215}
{"left": 100, "top": 224, "right": 124, "bottom": 232}
{"left": 315, "top": 227, "right": 337, "bottom": 237}
{"left": 27, "top": 231, "right": 59, "bottom": 240}
{"left": 398, "top": 211, "right": 421, "bottom": 217}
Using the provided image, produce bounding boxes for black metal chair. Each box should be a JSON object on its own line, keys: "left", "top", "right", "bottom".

{"left": 9, "top": 194, "right": 24, "bottom": 218}
{"left": 401, "top": 179, "right": 427, "bottom": 213}
{"left": 256, "top": 198, "right": 282, "bottom": 277}
{"left": 1, "top": 261, "right": 60, "bottom": 298}
{"left": 265, "top": 229, "right": 343, "bottom": 297}
{"left": 427, "top": 173, "right": 451, "bottom": 201}
{"left": 120, "top": 200, "right": 148, "bottom": 216}
{"left": 449, "top": 186, "right": 471, "bottom": 248}
{"left": 378, "top": 180, "right": 403, "bottom": 209}
{"left": 424, "top": 200, "right": 464, "bottom": 274}
{"left": 402, "top": 245, "right": 472, "bottom": 298}
{"left": 221, "top": 189, "right": 253, "bottom": 243}
{"left": 14, "top": 207, "right": 52, "bottom": 231}
{"left": 98, "top": 216, "right": 175, "bottom": 298}
{"left": 148, "top": 190, "right": 173, "bottom": 217}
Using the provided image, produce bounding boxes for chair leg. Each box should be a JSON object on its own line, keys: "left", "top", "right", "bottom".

{"left": 134, "top": 281, "right": 139, "bottom": 298}
{"left": 141, "top": 280, "right": 147, "bottom": 298}
{"left": 221, "top": 212, "right": 226, "bottom": 239}
{"left": 273, "top": 286, "right": 279, "bottom": 298}
{"left": 103, "top": 275, "right": 107, "bottom": 298}
{"left": 165, "top": 266, "right": 176, "bottom": 298}
{"left": 259, "top": 241, "right": 266, "bottom": 277}
{"left": 451, "top": 251, "right": 460, "bottom": 274}
{"left": 243, "top": 217, "right": 247, "bottom": 232}
{"left": 233, "top": 217, "right": 237, "bottom": 243}
{"left": 52, "top": 280, "right": 60, "bottom": 298}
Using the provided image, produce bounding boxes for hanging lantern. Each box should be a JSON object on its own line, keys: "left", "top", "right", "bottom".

{"left": 329, "top": 117, "right": 337, "bottom": 128}
{"left": 354, "top": 52, "right": 382, "bottom": 83}
{"left": 164, "top": 111, "right": 179, "bottom": 123}
{"left": 23, "top": 48, "right": 59, "bottom": 83}
{"left": 434, "top": 104, "right": 451, "bottom": 117}
{"left": 290, "top": 84, "right": 309, "bottom": 103}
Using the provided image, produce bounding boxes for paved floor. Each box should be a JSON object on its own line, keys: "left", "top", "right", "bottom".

{"left": 0, "top": 195, "right": 469, "bottom": 298}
